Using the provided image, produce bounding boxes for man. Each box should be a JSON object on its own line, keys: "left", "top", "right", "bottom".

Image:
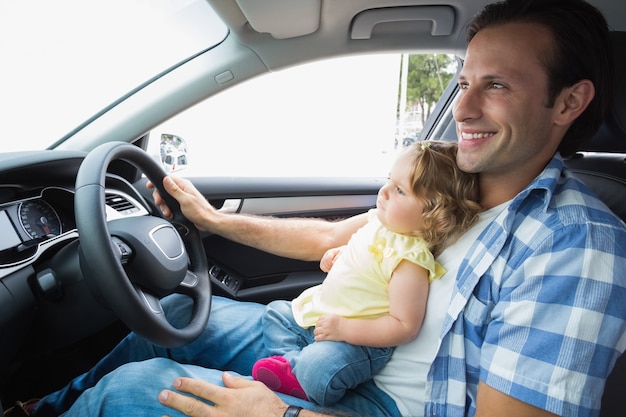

{"left": 21, "top": 0, "right": 626, "bottom": 416}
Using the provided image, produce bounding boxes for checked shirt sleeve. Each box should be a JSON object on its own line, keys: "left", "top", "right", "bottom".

{"left": 479, "top": 219, "right": 626, "bottom": 417}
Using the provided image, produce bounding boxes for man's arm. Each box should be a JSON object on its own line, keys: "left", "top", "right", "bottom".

{"left": 475, "top": 382, "right": 558, "bottom": 417}
{"left": 150, "top": 176, "right": 368, "bottom": 261}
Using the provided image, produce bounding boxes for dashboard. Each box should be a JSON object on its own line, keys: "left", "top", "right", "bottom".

{"left": 0, "top": 186, "right": 147, "bottom": 273}
{"left": 0, "top": 188, "right": 76, "bottom": 267}
{"left": 0, "top": 151, "right": 151, "bottom": 274}
{"left": 0, "top": 149, "right": 153, "bottom": 372}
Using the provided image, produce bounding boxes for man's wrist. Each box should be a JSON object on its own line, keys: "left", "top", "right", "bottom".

{"left": 283, "top": 405, "right": 303, "bottom": 417}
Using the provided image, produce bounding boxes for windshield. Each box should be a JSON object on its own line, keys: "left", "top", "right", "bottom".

{"left": 0, "top": 0, "right": 227, "bottom": 152}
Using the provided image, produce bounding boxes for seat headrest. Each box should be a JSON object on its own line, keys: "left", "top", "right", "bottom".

{"left": 586, "top": 31, "right": 626, "bottom": 152}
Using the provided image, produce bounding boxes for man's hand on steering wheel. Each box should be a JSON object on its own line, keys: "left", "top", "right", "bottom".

{"left": 147, "top": 176, "right": 218, "bottom": 232}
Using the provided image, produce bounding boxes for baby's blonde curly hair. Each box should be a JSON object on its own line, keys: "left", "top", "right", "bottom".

{"left": 405, "top": 140, "right": 482, "bottom": 256}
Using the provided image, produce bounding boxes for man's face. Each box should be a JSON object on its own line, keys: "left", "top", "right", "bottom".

{"left": 453, "top": 22, "right": 564, "bottom": 190}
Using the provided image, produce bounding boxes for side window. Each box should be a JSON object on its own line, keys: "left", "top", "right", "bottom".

{"left": 148, "top": 54, "right": 457, "bottom": 177}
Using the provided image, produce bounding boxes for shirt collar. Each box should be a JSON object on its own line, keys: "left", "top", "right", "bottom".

{"left": 508, "top": 153, "right": 564, "bottom": 214}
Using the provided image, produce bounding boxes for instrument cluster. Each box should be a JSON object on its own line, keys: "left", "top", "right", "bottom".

{"left": 0, "top": 187, "right": 77, "bottom": 267}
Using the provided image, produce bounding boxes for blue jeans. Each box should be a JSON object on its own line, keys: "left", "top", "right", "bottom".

{"left": 33, "top": 295, "right": 400, "bottom": 417}
{"left": 262, "top": 300, "right": 394, "bottom": 406}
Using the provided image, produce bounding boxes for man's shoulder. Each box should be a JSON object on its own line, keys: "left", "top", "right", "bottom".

{"left": 552, "top": 170, "right": 625, "bottom": 229}
{"left": 518, "top": 157, "right": 624, "bottom": 229}
{"left": 500, "top": 166, "right": 626, "bottom": 256}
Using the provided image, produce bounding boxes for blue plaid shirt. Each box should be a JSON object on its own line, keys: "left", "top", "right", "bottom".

{"left": 424, "top": 155, "right": 626, "bottom": 417}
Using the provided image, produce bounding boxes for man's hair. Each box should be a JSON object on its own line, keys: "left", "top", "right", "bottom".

{"left": 406, "top": 140, "right": 481, "bottom": 256}
{"left": 466, "top": 0, "right": 614, "bottom": 157}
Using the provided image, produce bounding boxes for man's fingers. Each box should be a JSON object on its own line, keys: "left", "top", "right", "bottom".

{"left": 222, "top": 372, "right": 258, "bottom": 390}
{"left": 176, "top": 376, "right": 222, "bottom": 401}
{"left": 159, "top": 389, "right": 210, "bottom": 417}
{"left": 148, "top": 176, "right": 183, "bottom": 219}
{"left": 158, "top": 377, "right": 221, "bottom": 416}
{"left": 162, "top": 176, "right": 179, "bottom": 194}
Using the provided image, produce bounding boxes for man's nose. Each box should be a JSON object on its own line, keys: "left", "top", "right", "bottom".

{"left": 453, "top": 88, "right": 482, "bottom": 122}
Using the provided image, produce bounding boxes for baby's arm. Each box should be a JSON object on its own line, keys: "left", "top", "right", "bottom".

{"left": 314, "top": 259, "right": 430, "bottom": 347}
{"left": 319, "top": 245, "right": 345, "bottom": 273}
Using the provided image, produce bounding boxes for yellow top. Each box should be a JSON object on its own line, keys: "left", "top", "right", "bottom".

{"left": 292, "top": 212, "right": 446, "bottom": 328}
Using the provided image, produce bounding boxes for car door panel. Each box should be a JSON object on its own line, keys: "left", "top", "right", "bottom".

{"left": 136, "top": 176, "right": 381, "bottom": 304}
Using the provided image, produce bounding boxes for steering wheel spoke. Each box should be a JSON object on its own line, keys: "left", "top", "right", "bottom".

{"left": 180, "top": 270, "right": 199, "bottom": 288}
{"left": 134, "top": 285, "right": 165, "bottom": 316}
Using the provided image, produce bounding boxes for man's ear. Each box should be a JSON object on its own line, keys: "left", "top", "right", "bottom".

{"left": 554, "top": 79, "right": 595, "bottom": 126}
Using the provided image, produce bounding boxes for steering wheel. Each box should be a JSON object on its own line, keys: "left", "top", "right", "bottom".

{"left": 74, "top": 141, "right": 211, "bottom": 348}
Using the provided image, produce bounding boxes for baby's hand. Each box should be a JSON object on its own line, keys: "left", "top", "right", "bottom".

{"left": 314, "top": 314, "right": 344, "bottom": 341}
{"left": 319, "top": 246, "right": 344, "bottom": 272}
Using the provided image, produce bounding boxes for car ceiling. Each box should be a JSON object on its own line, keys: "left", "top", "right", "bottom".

{"left": 208, "top": 0, "right": 626, "bottom": 69}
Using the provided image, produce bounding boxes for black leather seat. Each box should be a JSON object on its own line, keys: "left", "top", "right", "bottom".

{"left": 566, "top": 152, "right": 626, "bottom": 222}
{"left": 565, "top": 31, "right": 626, "bottom": 224}
{"left": 563, "top": 31, "right": 626, "bottom": 417}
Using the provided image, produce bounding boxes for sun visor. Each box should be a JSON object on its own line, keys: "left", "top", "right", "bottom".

{"left": 235, "top": 0, "right": 321, "bottom": 39}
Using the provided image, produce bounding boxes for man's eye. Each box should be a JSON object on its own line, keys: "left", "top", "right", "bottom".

{"left": 490, "top": 82, "right": 505, "bottom": 89}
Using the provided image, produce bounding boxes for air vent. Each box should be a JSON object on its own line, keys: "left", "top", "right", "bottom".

{"left": 106, "top": 193, "right": 140, "bottom": 215}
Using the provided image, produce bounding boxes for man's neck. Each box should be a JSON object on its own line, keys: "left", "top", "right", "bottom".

{"left": 479, "top": 176, "right": 528, "bottom": 209}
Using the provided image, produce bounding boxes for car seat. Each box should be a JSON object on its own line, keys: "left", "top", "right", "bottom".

{"left": 562, "top": 31, "right": 626, "bottom": 417}
{"left": 565, "top": 31, "right": 626, "bottom": 223}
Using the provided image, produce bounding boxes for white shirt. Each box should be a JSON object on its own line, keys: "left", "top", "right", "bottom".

{"left": 373, "top": 204, "right": 506, "bottom": 415}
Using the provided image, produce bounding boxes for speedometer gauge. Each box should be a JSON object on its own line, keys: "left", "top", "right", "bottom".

{"left": 18, "top": 200, "right": 62, "bottom": 239}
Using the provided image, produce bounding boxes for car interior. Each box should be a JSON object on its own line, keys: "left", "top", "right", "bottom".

{"left": 1, "top": 0, "right": 625, "bottom": 415}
